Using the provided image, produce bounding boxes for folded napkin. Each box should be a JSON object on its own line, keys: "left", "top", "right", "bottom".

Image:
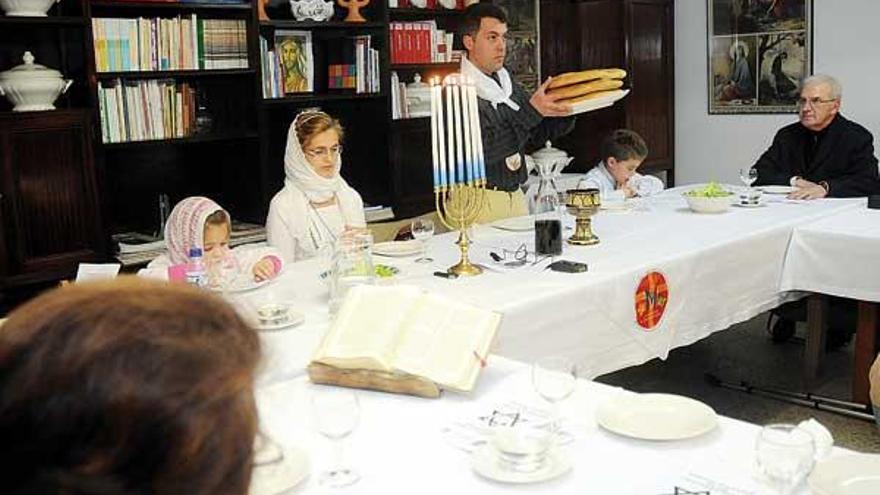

{"left": 797, "top": 418, "right": 834, "bottom": 459}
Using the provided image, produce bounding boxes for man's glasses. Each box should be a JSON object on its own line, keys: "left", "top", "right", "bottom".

{"left": 304, "top": 145, "right": 343, "bottom": 160}
{"left": 796, "top": 97, "right": 837, "bottom": 108}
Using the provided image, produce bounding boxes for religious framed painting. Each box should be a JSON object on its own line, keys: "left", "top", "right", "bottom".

{"left": 275, "top": 30, "right": 314, "bottom": 94}
{"left": 708, "top": 0, "right": 813, "bottom": 114}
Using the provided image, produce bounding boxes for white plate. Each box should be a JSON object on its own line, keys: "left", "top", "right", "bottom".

{"left": 255, "top": 310, "right": 305, "bottom": 332}
{"left": 808, "top": 455, "right": 880, "bottom": 495}
{"left": 601, "top": 201, "right": 635, "bottom": 212}
{"left": 568, "top": 89, "right": 630, "bottom": 116}
{"left": 596, "top": 393, "right": 718, "bottom": 441}
{"left": 210, "top": 276, "right": 274, "bottom": 293}
{"left": 491, "top": 216, "right": 535, "bottom": 232}
{"left": 250, "top": 445, "right": 310, "bottom": 495}
{"left": 758, "top": 185, "right": 795, "bottom": 194}
{"left": 373, "top": 240, "right": 423, "bottom": 257}
{"left": 472, "top": 445, "right": 572, "bottom": 484}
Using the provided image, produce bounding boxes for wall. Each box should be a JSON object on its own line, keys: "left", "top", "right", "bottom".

{"left": 675, "top": 0, "right": 880, "bottom": 185}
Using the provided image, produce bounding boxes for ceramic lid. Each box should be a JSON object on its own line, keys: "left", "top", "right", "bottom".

{"left": 530, "top": 141, "right": 569, "bottom": 161}
{"left": 0, "top": 52, "right": 64, "bottom": 82}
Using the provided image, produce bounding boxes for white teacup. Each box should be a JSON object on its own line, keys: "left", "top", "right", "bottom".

{"left": 257, "top": 303, "right": 290, "bottom": 326}
{"left": 490, "top": 425, "right": 552, "bottom": 473}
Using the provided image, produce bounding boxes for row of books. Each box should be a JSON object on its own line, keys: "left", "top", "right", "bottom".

{"left": 92, "top": 16, "right": 248, "bottom": 72}
{"left": 390, "top": 71, "right": 411, "bottom": 120}
{"left": 327, "top": 35, "right": 380, "bottom": 94}
{"left": 390, "top": 21, "right": 454, "bottom": 64}
{"left": 98, "top": 79, "right": 198, "bottom": 144}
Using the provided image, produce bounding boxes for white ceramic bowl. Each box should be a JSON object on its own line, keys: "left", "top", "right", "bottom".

{"left": 683, "top": 193, "right": 734, "bottom": 213}
{"left": 0, "top": 52, "right": 72, "bottom": 112}
{"left": 0, "top": 0, "right": 59, "bottom": 17}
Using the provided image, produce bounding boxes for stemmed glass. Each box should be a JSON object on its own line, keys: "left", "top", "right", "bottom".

{"left": 531, "top": 356, "right": 577, "bottom": 444}
{"left": 312, "top": 388, "right": 361, "bottom": 488}
{"left": 411, "top": 217, "right": 435, "bottom": 263}
{"left": 755, "top": 424, "right": 815, "bottom": 494}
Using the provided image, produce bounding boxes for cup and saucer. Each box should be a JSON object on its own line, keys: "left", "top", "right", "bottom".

{"left": 254, "top": 302, "right": 305, "bottom": 332}
{"left": 472, "top": 425, "right": 572, "bottom": 484}
{"left": 734, "top": 189, "right": 765, "bottom": 208}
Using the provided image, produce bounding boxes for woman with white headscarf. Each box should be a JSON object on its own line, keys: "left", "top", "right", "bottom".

{"left": 266, "top": 111, "right": 366, "bottom": 262}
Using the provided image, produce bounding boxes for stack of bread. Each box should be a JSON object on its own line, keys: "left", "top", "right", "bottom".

{"left": 547, "top": 68, "right": 627, "bottom": 108}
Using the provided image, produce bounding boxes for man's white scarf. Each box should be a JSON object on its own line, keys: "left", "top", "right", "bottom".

{"left": 281, "top": 114, "right": 364, "bottom": 254}
{"left": 460, "top": 57, "right": 520, "bottom": 111}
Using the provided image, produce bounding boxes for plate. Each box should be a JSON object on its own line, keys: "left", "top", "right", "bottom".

{"left": 255, "top": 310, "right": 305, "bottom": 332}
{"left": 568, "top": 89, "right": 630, "bottom": 116}
{"left": 373, "top": 240, "right": 423, "bottom": 257}
{"left": 758, "top": 185, "right": 794, "bottom": 194}
{"left": 596, "top": 393, "right": 718, "bottom": 441}
{"left": 732, "top": 201, "right": 767, "bottom": 208}
{"left": 808, "top": 455, "right": 880, "bottom": 495}
{"left": 601, "top": 201, "right": 635, "bottom": 212}
{"left": 210, "top": 276, "right": 274, "bottom": 293}
{"left": 491, "top": 216, "right": 535, "bottom": 232}
{"left": 249, "top": 445, "right": 310, "bottom": 495}
{"left": 472, "top": 445, "right": 572, "bottom": 484}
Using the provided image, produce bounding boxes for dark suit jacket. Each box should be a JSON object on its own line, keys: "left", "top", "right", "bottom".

{"left": 753, "top": 114, "right": 880, "bottom": 197}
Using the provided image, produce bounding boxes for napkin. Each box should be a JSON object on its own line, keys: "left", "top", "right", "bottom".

{"left": 441, "top": 401, "right": 574, "bottom": 453}
{"left": 797, "top": 418, "right": 834, "bottom": 459}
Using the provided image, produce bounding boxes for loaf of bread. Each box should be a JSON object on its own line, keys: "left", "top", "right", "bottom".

{"left": 548, "top": 68, "right": 627, "bottom": 90}
{"left": 559, "top": 89, "right": 628, "bottom": 106}
{"left": 547, "top": 78, "right": 623, "bottom": 99}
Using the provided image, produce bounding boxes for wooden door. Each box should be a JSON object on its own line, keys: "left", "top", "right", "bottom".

{"left": 0, "top": 110, "right": 104, "bottom": 285}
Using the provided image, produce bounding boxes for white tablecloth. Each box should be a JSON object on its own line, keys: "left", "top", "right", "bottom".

{"left": 255, "top": 356, "right": 843, "bottom": 494}
{"left": 781, "top": 202, "right": 880, "bottom": 302}
{"left": 241, "top": 190, "right": 863, "bottom": 385}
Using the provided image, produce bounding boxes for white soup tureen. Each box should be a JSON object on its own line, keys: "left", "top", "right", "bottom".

{"left": 0, "top": 52, "right": 73, "bottom": 112}
{"left": 0, "top": 0, "right": 60, "bottom": 17}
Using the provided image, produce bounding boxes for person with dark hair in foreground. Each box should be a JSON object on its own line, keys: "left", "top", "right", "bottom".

{"left": 0, "top": 278, "right": 262, "bottom": 495}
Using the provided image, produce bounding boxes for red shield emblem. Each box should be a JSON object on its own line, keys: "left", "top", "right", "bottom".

{"left": 635, "top": 271, "right": 668, "bottom": 330}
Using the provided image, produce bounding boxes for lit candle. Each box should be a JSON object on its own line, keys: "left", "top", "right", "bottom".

{"left": 436, "top": 81, "right": 447, "bottom": 188}
{"left": 445, "top": 77, "right": 456, "bottom": 186}
{"left": 430, "top": 80, "right": 440, "bottom": 191}
{"left": 452, "top": 80, "right": 465, "bottom": 185}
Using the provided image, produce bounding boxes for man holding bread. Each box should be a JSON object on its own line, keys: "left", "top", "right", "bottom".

{"left": 459, "top": 3, "right": 577, "bottom": 222}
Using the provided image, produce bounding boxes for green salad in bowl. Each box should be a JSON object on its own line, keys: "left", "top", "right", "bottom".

{"left": 683, "top": 182, "right": 735, "bottom": 213}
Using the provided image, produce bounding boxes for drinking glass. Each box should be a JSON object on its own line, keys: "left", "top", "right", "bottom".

{"left": 740, "top": 167, "right": 759, "bottom": 189}
{"left": 531, "top": 356, "right": 577, "bottom": 443}
{"left": 411, "top": 218, "right": 435, "bottom": 263}
{"left": 312, "top": 388, "right": 361, "bottom": 487}
{"left": 755, "top": 424, "right": 815, "bottom": 495}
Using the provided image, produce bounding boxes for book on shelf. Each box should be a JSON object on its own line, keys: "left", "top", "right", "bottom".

{"left": 98, "top": 78, "right": 197, "bottom": 143}
{"left": 390, "top": 20, "right": 454, "bottom": 64}
{"left": 310, "top": 285, "right": 501, "bottom": 394}
{"left": 92, "top": 16, "right": 248, "bottom": 72}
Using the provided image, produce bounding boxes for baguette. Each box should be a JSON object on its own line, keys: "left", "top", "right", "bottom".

{"left": 560, "top": 89, "right": 627, "bottom": 106}
{"left": 547, "top": 78, "right": 624, "bottom": 99}
{"left": 548, "top": 68, "right": 627, "bottom": 90}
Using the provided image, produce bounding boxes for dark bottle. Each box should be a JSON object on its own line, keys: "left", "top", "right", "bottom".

{"left": 535, "top": 219, "right": 562, "bottom": 256}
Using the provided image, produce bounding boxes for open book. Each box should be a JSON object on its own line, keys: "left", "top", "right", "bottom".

{"left": 311, "top": 285, "right": 501, "bottom": 393}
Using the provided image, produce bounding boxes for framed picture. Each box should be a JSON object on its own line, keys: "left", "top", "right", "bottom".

{"left": 708, "top": 0, "right": 812, "bottom": 114}
{"left": 496, "top": 0, "right": 540, "bottom": 93}
{"left": 275, "top": 30, "right": 314, "bottom": 94}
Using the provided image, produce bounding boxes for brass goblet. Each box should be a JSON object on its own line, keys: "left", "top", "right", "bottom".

{"left": 565, "top": 188, "right": 601, "bottom": 245}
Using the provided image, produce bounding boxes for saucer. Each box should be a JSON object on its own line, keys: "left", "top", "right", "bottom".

{"left": 733, "top": 201, "right": 766, "bottom": 208}
{"left": 249, "top": 445, "right": 310, "bottom": 495}
{"left": 472, "top": 445, "right": 572, "bottom": 484}
{"left": 255, "top": 310, "right": 305, "bottom": 332}
{"left": 758, "top": 185, "right": 794, "bottom": 194}
{"left": 808, "top": 454, "right": 880, "bottom": 495}
{"left": 373, "top": 240, "right": 423, "bottom": 257}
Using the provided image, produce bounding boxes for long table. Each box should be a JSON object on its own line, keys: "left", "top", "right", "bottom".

{"left": 242, "top": 189, "right": 863, "bottom": 386}
{"left": 255, "top": 356, "right": 849, "bottom": 494}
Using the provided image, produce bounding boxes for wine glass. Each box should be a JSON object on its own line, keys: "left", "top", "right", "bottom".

{"left": 531, "top": 356, "right": 577, "bottom": 443}
{"left": 312, "top": 388, "right": 361, "bottom": 487}
{"left": 411, "top": 217, "right": 435, "bottom": 263}
{"left": 755, "top": 424, "right": 815, "bottom": 494}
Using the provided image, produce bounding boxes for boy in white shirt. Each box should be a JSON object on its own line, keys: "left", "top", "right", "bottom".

{"left": 578, "top": 129, "right": 664, "bottom": 201}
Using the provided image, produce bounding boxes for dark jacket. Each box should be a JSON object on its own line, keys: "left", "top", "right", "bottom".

{"left": 478, "top": 79, "right": 575, "bottom": 191}
{"left": 753, "top": 114, "right": 880, "bottom": 197}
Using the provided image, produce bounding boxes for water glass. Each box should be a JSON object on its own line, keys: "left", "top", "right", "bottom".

{"left": 312, "top": 388, "right": 361, "bottom": 487}
{"left": 411, "top": 218, "right": 435, "bottom": 263}
{"left": 531, "top": 356, "right": 577, "bottom": 442}
{"left": 755, "top": 424, "right": 815, "bottom": 494}
{"left": 740, "top": 167, "right": 759, "bottom": 189}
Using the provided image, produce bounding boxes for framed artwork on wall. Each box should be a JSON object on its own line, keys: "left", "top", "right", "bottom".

{"left": 496, "top": 0, "right": 540, "bottom": 93}
{"left": 708, "top": 0, "right": 812, "bottom": 114}
{"left": 275, "top": 30, "right": 314, "bottom": 94}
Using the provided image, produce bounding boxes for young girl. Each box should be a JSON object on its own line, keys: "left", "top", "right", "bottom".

{"left": 266, "top": 110, "right": 366, "bottom": 262}
{"left": 144, "top": 196, "right": 282, "bottom": 284}
{"left": 578, "top": 129, "right": 664, "bottom": 202}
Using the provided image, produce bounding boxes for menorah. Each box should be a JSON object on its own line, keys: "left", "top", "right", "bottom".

{"left": 430, "top": 74, "right": 487, "bottom": 277}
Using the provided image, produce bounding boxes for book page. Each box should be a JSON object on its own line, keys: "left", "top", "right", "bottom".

{"left": 392, "top": 293, "right": 501, "bottom": 392}
{"left": 312, "top": 285, "right": 422, "bottom": 372}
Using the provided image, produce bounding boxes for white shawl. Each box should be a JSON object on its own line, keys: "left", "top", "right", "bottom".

{"left": 460, "top": 57, "right": 520, "bottom": 111}
{"left": 266, "top": 113, "right": 365, "bottom": 262}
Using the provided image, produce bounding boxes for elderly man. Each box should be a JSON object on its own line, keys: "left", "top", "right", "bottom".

{"left": 753, "top": 74, "right": 880, "bottom": 199}
{"left": 459, "top": 3, "right": 575, "bottom": 222}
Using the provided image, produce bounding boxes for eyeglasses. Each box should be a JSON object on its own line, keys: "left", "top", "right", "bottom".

{"left": 304, "top": 145, "right": 342, "bottom": 160}
{"left": 796, "top": 97, "right": 837, "bottom": 108}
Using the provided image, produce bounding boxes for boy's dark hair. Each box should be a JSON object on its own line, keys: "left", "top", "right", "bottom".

{"left": 600, "top": 129, "right": 649, "bottom": 163}
{"left": 459, "top": 3, "right": 508, "bottom": 43}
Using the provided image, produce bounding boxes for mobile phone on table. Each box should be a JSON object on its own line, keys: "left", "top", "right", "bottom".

{"left": 547, "top": 260, "right": 588, "bottom": 273}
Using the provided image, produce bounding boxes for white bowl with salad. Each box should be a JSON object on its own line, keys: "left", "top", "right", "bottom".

{"left": 683, "top": 182, "right": 735, "bottom": 213}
